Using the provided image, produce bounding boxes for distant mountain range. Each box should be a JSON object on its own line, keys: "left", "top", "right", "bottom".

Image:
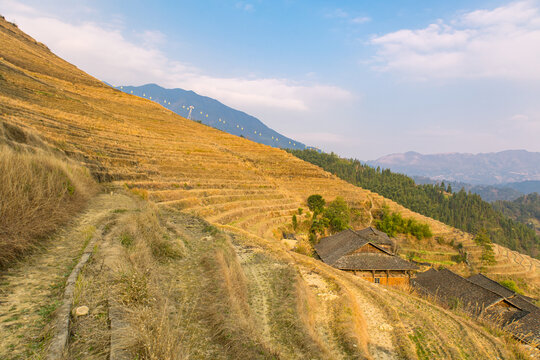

{"left": 412, "top": 176, "right": 540, "bottom": 202}
{"left": 115, "top": 84, "right": 310, "bottom": 151}
{"left": 369, "top": 150, "right": 540, "bottom": 185}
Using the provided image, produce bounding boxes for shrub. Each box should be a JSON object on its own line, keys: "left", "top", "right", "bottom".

{"left": 307, "top": 194, "right": 325, "bottom": 214}
{"left": 499, "top": 280, "right": 524, "bottom": 295}
{"left": 323, "top": 196, "right": 350, "bottom": 233}
{"left": 374, "top": 205, "right": 432, "bottom": 240}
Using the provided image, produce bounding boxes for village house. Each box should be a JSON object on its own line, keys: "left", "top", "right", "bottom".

{"left": 468, "top": 273, "right": 540, "bottom": 344}
{"left": 314, "top": 228, "right": 418, "bottom": 285}
{"left": 413, "top": 269, "right": 540, "bottom": 345}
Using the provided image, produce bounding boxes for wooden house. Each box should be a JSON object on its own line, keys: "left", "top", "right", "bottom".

{"left": 412, "top": 269, "right": 526, "bottom": 324}
{"left": 468, "top": 274, "right": 540, "bottom": 345}
{"left": 314, "top": 229, "right": 418, "bottom": 285}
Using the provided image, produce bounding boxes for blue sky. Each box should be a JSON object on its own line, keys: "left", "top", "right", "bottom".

{"left": 1, "top": 0, "right": 539, "bottom": 159}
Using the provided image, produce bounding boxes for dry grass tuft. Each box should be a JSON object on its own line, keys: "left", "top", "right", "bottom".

{"left": 129, "top": 297, "right": 186, "bottom": 360}
{"left": 0, "top": 144, "right": 95, "bottom": 268}
{"left": 200, "top": 241, "right": 277, "bottom": 358}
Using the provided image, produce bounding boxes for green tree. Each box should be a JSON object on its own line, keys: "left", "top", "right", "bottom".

{"left": 323, "top": 196, "right": 350, "bottom": 233}
{"left": 292, "top": 214, "right": 298, "bottom": 230}
{"left": 307, "top": 194, "right": 326, "bottom": 214}
{"left": 474, "top": 229, "right": 496, "bottom": 265}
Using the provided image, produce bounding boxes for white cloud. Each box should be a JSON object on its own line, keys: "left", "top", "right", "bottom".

{"left": 326, "top": 8, "right": 370, "bottom": 24}
{"left": 351, "top": 16, "right": 371, "bottom": 24}
{"left": 509, "top": 113, "right": 540, "bottom": 130}
{"left": 326, "top": 8, "right": 349, "bottom": 19}
{"left": 1, "top": 2, "right": 352, "bottom": 113}
{"left": 370, "top": 1, "right": 540, "bottom": 81}
{"left": 236, "top": 2, "right": 254, "bottom": 12}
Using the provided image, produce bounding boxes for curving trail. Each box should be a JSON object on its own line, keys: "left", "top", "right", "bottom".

{"left": 0, "top": 192, "right": 136, "bottom": 359}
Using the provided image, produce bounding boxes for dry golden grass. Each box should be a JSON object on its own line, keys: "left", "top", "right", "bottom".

{"left": 0, "top": 14, "right": 540, "bottom": 284}
{"left": 1, "top": 16, "right": 538, "bottom": 359}
{"left": 0, "top": 131, "right": 95, "bottom": 268}
{"left": 1, "top": 16, "right": 536, "bottom": 288}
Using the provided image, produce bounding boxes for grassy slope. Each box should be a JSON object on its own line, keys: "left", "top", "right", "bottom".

{"left": 0, "top": 16, "right": 537, "bottom": 358}
{"left": 0, "top": 121, "right": 96, "bottom": 268}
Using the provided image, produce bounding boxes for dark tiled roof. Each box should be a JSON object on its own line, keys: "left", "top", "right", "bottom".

{"left": 314, "top": 229, "right": 416, "bottom": 271}
{"left": 314, "top": 229, "right": 369, "bottom": 265}
{"left": 508, "top": 295, "right": 539, "bottom": 314}
{"left": 355, "top": 226, "right": 394, "bottom": 246}
{"left": 334, "top": 253, "right": 419, "bottom": 271}
{"left": 416, "top": 270, "right": 540, "bottom": 345}
{"left": 506, "top": 310, "right": 540, "bottom": 345}
{"left": 467, "top": 273, "right": 539, "bottom": 313}
{"left": 468, "top": 274, "right": 515, "bottom": 298}
{"left": 412, "top": 269, "right": 505, "bottom": 313}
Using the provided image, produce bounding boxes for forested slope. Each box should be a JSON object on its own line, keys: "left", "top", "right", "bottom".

{"left": 494, "top": 193, "right": 540, "bottom": 236}
{"left": 290, "top": 150, "right": 540, "bottom": 259}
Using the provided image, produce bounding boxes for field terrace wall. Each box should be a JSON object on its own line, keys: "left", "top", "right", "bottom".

{"left": 0, "top": 16, "right": 538, "bottom": 288}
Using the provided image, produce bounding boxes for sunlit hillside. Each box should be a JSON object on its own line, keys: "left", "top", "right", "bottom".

{"left": 0, "top": 16, "right": 538, "bottom": 359}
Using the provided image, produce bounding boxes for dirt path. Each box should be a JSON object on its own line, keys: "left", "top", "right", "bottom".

{"left": 233, "top": 244, "right": 273, "bottom": 347}
{"left": 298, "top": 268, "right": 344, "bottom": 358}
{"left": 292, "top": 254, "right": 399, "bottom": 360}
{"left": 0, "top": 192, "right": 136, "bottom": 359}
{"left": 347, "top": 285, "right": 398, "bottom": 360}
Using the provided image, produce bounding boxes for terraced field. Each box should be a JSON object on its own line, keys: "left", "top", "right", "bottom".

{"left": 1, "top": 17, "right": 538, "bottom": 291}
{"left": 2, "top": 16, "right": 540, "bottom": 358}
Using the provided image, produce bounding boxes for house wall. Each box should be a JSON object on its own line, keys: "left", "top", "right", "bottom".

{"left": 349, "top": 270, "right": 411, "bottom": 286}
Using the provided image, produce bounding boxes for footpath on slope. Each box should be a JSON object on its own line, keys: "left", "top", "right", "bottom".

{"left": 0, "top": 191, "right": 137, "bottom": 359}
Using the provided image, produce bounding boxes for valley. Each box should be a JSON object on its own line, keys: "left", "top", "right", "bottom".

{"left": 0, "top": 15, "right": 539, "bottom": 359}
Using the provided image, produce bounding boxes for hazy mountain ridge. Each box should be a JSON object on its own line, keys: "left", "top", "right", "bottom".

{"left": 116, "top": 84, "right": 310, "bottom": 150}
{"left": 494, "top": 193, "right": 540, "bottom": 236}
{"left": 369, "top": 150, "right": 540, "bottom": 185}
{"left": 412, "top": 176, "right": 525, "bottom": 202}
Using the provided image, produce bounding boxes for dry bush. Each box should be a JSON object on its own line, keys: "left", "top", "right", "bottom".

{"left": 293, "top": 239, "right": 314, "bottom": 256}
{"left": 129, "top": 299, "right": 186, "bottom": 360}
{"left": 200, "top": 242, "right": 277, "bottom": 358}
{"left": 0, "top": 145, "right": 95, "bottom": 268}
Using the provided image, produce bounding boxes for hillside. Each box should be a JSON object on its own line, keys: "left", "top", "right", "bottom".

{"left": 291, "top": 150, "right": 540, "bottom": 260}
{"left": 502, "top": 181, "right": 540, "bottom": 195}
{"left": 413, "top": 176, "right": 524, "bottom": 202}
{"left": 115, "top": 84, "right": 309, "bottom": 150}
{"left": 369, "top": 150, "right": 540, "bottom": 185}
{"left": 494, "top": 193, "right": 540, "bottom": 236}
{"left": 0, "top": 15, "right": 538, "bottom": 359}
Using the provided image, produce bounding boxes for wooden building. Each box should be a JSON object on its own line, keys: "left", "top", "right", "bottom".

{"left": 314, "top": 229, "right": 418, "bottom": 285}
{"left": 468, "top": 273, "right": 540, "bottom": 345}
{"left": 412, "top": 268, "right": 540, "bottom": 345}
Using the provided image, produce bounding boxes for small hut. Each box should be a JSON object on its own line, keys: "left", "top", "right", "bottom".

{"left": 468, "top": 273, "right": 540, "bottom": 345}
{"left": 314, "top": 229, "right": 417, "bottom": 285}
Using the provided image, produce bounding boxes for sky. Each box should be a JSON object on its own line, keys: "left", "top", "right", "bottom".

{"left": 1, "top": 0, "right": 540, "bottom": 160}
